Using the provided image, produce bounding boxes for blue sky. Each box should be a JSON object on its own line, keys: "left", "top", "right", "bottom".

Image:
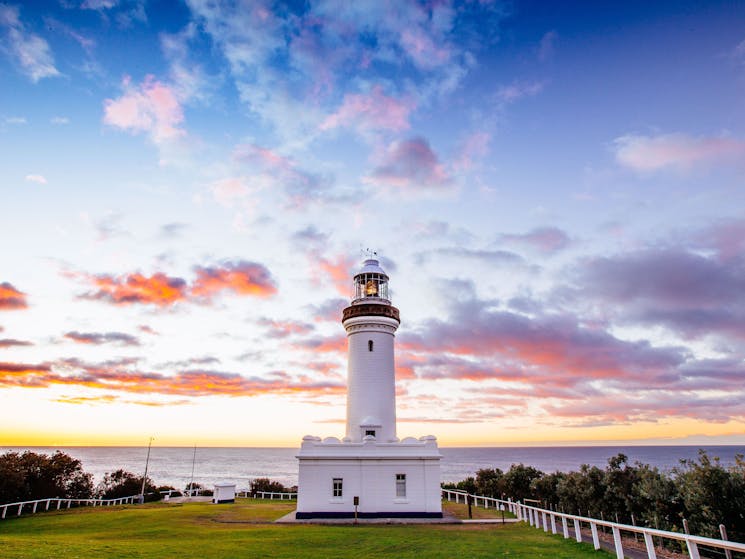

{"left": 2, "top": 0, "right": 745, "bottom": 446}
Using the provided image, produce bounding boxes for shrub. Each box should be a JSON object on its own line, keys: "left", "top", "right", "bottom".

{"left": 0, "top": 451, "right": 93, "bottom": 504}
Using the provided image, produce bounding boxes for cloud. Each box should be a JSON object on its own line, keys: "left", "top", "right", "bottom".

{"left": 50, "top": 116, "right": 70, "bottom": 125}
{"left": 400, "top": 295, "right": 686, "bottom": 388}
{"left": 307, "top": 298, "right": 347, "bottom": 323}
{"left": 258, "top": 318, "right": 314, "bottom": 339}
{"left": 496, "top": 80, "right": 544, "bottom": 104}
{"left": 499, "top": 226, "right": 572, "bottom": 255}
{"left": 0, "top": 339, "right": 33, "bottom": 349}
{"left": 0, "top": 283, "right": 28, "bottom": 310}
{"left": 74, "top": 261, "right": 278, "bottom": 307}
{"left": 138, "top": 324, "right": 159, "bottom": 335}
{"left": 320, "top": 86, "right": 414, "bottom": 134}
{"left": 191, "top": 261, "right": 277, "bottom": 300}
{"left": 291, "top": 226, "right": 329, "bottom": 253}
{"left": 54, "top": 394, "right": 191, "bottom": 407}
{"left": 0, "top": 5, "right": 60, "bottom": 82}
{"left": 4, "top": 116, "right": 26, "bottom": 125}
{"left": 0, "top": 358, "right": 344, "bottom": 399}
{"left": 79, "top": 272, "right": 188, "bottom": 306}
{"left": 365, "top": 137, "right": 452, "bottom": 191}
{"left": 292, "top": 335, "right": 347, "bottom": 355}
{"left": 537, "top": 30, "right": 557, "bottom": 61}
{"left": 24, "top": 174, "right": 47, "bottom": 184}
{"left": 103, "top": 75, "right": 185, "bottom": 144}
{"left": 453, "top": 131, "right": 490, "bottom": 172}
{"left": 233, "top": 144, "right": 334, "bottom": 208}
{"left": 420, "top": 247, "right": 523, "bottom": 266}
{"left": 316, "top": 254, "right": 356, "bottom": 296}
{"left": 64, "top": 331, "right": 141, "bottom": 346}
{"left": 574, "top": 247, "right": 745, "bottom": 341}
{"left": 613, "top": 133, "right": 745, "bottom": 173}
{"left": 159, "top": 222, "right": 188, "bottom": 238}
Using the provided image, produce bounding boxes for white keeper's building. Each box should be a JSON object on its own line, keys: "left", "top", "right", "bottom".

{"left": 296, "top": 257, "right": 442, "bottom": 519}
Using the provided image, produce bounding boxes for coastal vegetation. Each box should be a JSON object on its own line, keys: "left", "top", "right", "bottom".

{"left": 0, "top": 498, "right": 611, "bottom": 559}
{"left": 443, "top": 451, "right": 745, "bottom": 543}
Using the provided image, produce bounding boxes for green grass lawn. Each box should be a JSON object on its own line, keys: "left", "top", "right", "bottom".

{"left": 0, "top": 498, "right": 613, "bottom": 558}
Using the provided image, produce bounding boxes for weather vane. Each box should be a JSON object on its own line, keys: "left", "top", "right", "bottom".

{"left": 362, "top": 247, "right": 378, "bottom": 258}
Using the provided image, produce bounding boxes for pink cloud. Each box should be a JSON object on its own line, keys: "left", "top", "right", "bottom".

{"left": 613, "top": 133, "right": 745, "bottom": 172}
{"left": 453, "top": 132, "right": 491, "bottom": 171}
{"left": 399, "top": 28, "right": 451, "bottom": 69}
{"left": 103, "top": 75, "right": 185, "bottom": 144}
{"left": 320, "top": 86, "right": 414, "bottom": 133}
{"left": 499, "top": 226, "right": 571, "bottom": 255}
{"left": 366, "top": 137, "right": 451, "bottom": 190}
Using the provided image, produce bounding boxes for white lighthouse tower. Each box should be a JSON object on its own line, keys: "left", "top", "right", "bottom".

{"left": 296, "top": 257, "right": 442, "bottom": 519}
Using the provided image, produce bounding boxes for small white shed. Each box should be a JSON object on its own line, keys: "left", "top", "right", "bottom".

{"left": 213, "top": 482, "right": 236, "bottom": 504}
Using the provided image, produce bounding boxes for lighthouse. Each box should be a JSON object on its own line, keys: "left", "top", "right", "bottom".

{"left": 296, "top": 256, "right": 442, "bottom": 519}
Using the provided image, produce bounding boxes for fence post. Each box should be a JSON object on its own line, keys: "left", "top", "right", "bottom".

{"left": 550, "top": 513, "right": 557, "bottom": 534}
{"left": 612, "top": 526, "right": 624, "bottom": 559}
{"left": 18, "top": 503, "right": 23, "bottom": 516}
{"left": 542, "top": 511, "right": 549, "bottom": 532}
{"left": 2, "top": 505, "right": 7, "bottom": 519}
{"left": 32, "top": 501, "right": 38, "bottom": 513}
{"left": 591, "top": 522, "right": 600, "bottom": 550}
{"left": 46, "top": 499, "right": 51, "bottom": 511}
{"left": 562, "top": 516, "right": 569, "bottom": 539}
{"left": 643, "top": 532, "right": 657, "bottom": 559}
{"left": 574, "top": 518, "right": 582, "bottom": 543}
{"left": 720, "top": 525, "right": 733, "bottom": 559}
{"left": 685, "top": 538, "right": 701, "bottom": 559}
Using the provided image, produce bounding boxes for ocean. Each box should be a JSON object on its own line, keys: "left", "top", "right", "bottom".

{"left": 1, "top": 445, "right": 742, "bottom": 492}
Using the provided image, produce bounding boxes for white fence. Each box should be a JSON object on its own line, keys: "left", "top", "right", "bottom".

{"left": 441, "top": 489, "right": 745, "bottom": 558}
{"left": 238, "top": 490, "right": 297, "bottom": 500}
{"left": 1, "top": 495, "right": 139, "bottom": 520}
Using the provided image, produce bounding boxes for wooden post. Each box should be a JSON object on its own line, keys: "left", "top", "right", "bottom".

{"left": 574, "top": 518, "right": 583, "bottom": 543}
{"left": 467, "top": 494, "right": 472, "bottom": 519}
{"left": 591, "top": 522, "right": 600, "bottom": 550}
{"left": 720, "top": 525, "right": 733, "bottom": 559}
{"left": 683, "top": 518, "right": 690, "bottom": 535}
{"left": 643, "top": 532, "right": 657, "bottom": 559}
{"left": 612, "top": 526, "right": 624, "bottom": 559}
{"left": 562, "top": 516, "right": 569, "bottom": 539}
{"left": 551, "top": 513, "right": 557, "bottom": 534}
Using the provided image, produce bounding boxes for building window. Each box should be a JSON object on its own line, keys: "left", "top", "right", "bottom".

{"left": 332, "top": 478, "right": 343, "bottom": 498}
{"left": 368, "top": 340, "right": 373, "bottom": 352}
{"left": 396, "top": 474, "right": 406, "bottom": 498}
{"left": 365, "top": 430, "right": 376, "bottom": 438}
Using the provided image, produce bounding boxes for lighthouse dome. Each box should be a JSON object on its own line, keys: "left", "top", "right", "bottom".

{"left": 357, "top": 258, "right": 388, "bottom": 277}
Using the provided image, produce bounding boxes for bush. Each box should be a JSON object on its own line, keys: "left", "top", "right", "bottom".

{"left": 250, "top": 477, "right": 290, "bottom": 495}
{"left": 97, "top": 469, "right": 159, "bottom": 501}
{"left": 0, "top": 451, "right": 93, "bottom": 504}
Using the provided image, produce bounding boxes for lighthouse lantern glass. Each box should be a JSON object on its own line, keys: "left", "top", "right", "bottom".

{"left": 354, "top": 272, "right": 389, "bottom": 301}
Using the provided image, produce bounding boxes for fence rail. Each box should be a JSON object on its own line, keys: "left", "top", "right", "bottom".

{"left": 441, "top": 489, "right": 745, "bottom": 558}
{"left": 238, "top": 490, "right": 297, "bottom": 500}
{"left": 1, "top": 495, "right": 139, "bottom": 520}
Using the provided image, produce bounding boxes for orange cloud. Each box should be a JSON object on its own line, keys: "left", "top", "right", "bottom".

{"left": 317, "top": 255, "right": 355, "bottom": 296}
{"left": 0, "top": 282, "right": 28, "bottom": 310}
{"left": 0, "top": 359, "right": 344, "bottom": 400}
{"left": 191, "top": 261, "right": 277, "bottom": 299}
{"left": 81, "top": 272, "right": 188, "bottom": 306}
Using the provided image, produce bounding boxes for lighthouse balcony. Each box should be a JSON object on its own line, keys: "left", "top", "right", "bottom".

{"left": 342, "top": 303, "right": 400, "bottom": 323}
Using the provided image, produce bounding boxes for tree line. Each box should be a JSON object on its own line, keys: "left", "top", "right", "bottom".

{"left": 0, "top": 450, "right": 174, "bottom": 504}
{"left": 0, "top": 451, "right": 298, "bottom": 506}
{"left": 443, "top": 450, "right": 745, "bottom": 544}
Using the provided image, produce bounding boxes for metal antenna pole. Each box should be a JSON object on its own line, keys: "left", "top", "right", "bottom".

{"left": 188, "top": 444, "right": 197, "bottom": 497}
{"left": 140, "top": 436, "right": 154, "bottom": 503}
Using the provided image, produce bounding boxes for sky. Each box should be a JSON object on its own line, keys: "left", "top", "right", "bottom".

{"left": 2, "top": 0, "right": 745, "bottom": 448}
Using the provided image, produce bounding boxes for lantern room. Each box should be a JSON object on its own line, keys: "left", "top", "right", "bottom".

{"left": 352, "top": 258, "right": 389, "bottom": 303}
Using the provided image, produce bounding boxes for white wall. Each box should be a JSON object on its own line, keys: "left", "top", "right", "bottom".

{"left": 297, "top": 456, "right": 441, "bottom": 516}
